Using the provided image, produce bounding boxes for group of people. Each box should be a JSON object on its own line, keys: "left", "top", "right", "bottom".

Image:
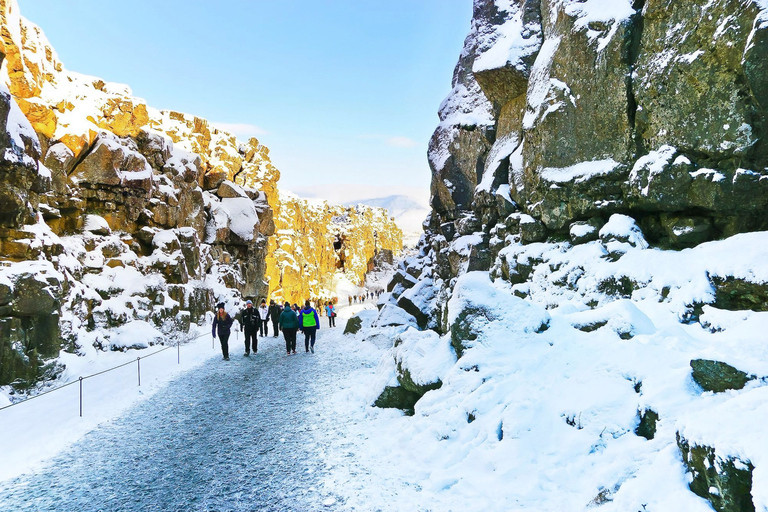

{"left": 347, "top": 289, "right": 383, "bottom": 305}
{"left": 211, "top": 298, "right": 338, "bottom": 360}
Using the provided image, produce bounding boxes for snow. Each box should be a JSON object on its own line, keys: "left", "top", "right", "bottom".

{"left": 523, "top": 36, "right": 562, "bottom": 130}
{"left": 563, "top": 0, "right": 636, "bottom": 52}
{"left": 83, "top": 214, "right": 111, "bottom": 234}
{"left": 206, "top": 197, "right": 259, "bottom": 242}
{"left": 629, "top": 145, "right": 677, "bottom": 196}
{"left": 477, "top": 132, "right": 520, "bottom": 193}
{"left": 570, "top": 222, "right": 596, "bottom": 239}
{"left": 0, "top": 324, "right": 219, "bottom": 482}
{"left": 472, "top": 1, "right": 541, "bottom": 74}
{"left": 540, "top": 158, "right": 620, "bottom": 183}
{"left": 393, "top": 328, "right": 454, "bottom": 387}
{"left": 6, "top": 227, "right": 768, "bottom": 511}
{"left": 1, "top": 84, "right": 40, "bottom": 168}
{"left": 437, "top": 83, "right": 495, "bottom": 130}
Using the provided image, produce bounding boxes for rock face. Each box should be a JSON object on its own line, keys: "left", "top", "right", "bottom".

{"left": 0, "top": 0, "right": 403, "bottom": 387}
{"left": 425, "top": 0, "right": 768, "bottom": 256}
{"left": 370, "top": 1, "right": 768, "bottom": 507}
{"left": 265, "top": 193, "right": 402, "bottom": 304}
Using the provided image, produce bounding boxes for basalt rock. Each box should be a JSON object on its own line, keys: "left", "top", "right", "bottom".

{"left": 419, "top": 0, "right": 768, "bottom": 293}
{"left": 343, "top": 315, "right": 363, "bottom": 335}
{"left": 678, "top": 433, "right": 755, "bottom": 512}
{"left": 690, "top": 359, "right": 755, "bottom": 393}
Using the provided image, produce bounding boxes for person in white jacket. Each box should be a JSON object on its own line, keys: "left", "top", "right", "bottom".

{"left": 257, "top": 299, "right": 270, "bottom": 337}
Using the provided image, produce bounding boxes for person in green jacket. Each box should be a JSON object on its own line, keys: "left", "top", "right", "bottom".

{"left": 299, "top": 300, "right": 320, "bottom": 353}
{"left": 279, "top": 301, "right": 299, "bottom": 355}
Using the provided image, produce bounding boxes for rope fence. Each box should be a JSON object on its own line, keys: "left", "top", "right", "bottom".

{"left": 0, "top": 330, "right": 216, "bottom": 416}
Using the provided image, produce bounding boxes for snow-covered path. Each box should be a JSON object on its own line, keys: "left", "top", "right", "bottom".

{"left": 0, "top": 321, "right": 377, "bottom": 512}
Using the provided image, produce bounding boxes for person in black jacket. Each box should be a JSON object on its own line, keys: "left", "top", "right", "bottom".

{"left": 212, "top": 303, "right": 234, "bottom": 360}
{"left": 239, "top": 299, "right": 259, "bottom": 355}
{"left": 268, "top": 300, "right": 281, "bottom": 337}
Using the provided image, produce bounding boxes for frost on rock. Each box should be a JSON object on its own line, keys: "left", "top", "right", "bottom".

{"left": 561, "top": 0, "right": 635, "bottom": 52}
{"left": 472, "top": 0, "right": 542, "bottom": 75}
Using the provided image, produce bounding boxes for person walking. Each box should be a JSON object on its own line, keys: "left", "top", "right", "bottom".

{"left": 258, "top": 299, "right": 270, "bottom": 337}
{"left": 239, "top": 299, "right": 259, "bottom": 355}
{"left": 212, "top": 302, "right": 234, "bottom": 361}
{"left": 325, "top": 301, "right": 336, "bottom": 328}
{"left": 279, "top": 301, "right": 299, "bottom": 355}
{"left": 269, "top": 300, "right": 281, "bottom": 337}
{"left": 299, "top": 300, "right": 320, "bottom": 353}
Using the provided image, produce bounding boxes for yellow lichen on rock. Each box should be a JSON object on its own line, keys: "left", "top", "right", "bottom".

{"left": 266, "top": 192, "right": 402, "bottom": 303}
{"left": 0, "top": 0, "right": 404, "bottom": 304}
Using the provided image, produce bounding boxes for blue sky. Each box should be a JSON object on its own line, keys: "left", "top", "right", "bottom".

{"left": 18, "top": 0, "right": 472, "bottom": 202}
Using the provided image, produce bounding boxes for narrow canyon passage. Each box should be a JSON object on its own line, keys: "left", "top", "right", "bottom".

{"left": 0, "top": 329, "right": 370, "bottom": 512}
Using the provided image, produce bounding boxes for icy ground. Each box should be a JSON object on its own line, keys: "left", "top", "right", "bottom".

{"left": 0, "top": 302, "right": 397, "bottom": 512}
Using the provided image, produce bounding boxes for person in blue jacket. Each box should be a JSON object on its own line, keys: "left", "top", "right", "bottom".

{"left": 299, "top": 300, "right": 320, "bottom": 353}
{"left": 212, "top": 302, "right": 234, "bottom": 360}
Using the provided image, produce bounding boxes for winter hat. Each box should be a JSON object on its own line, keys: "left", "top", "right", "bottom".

{"left": 246, "top": 300, "right": 253, "bottom": 305}
{"left": 216, "top": 302, "right": 225, "bottom": 310}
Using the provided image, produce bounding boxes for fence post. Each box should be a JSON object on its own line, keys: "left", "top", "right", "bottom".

{"left": 137, "top": 357, "right": 141, "bottom": 386}
{"left": 79, "top": 377, "right": 83, "bottom": 417}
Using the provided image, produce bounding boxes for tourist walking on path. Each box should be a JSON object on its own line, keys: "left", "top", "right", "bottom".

{"left": 279, "top": 301, "right": 299, "bottom": 355}
{"left": 212, "top": 303, "right": 234, "bottom": 360}
{"left": 325, "top": 301, "right": 336, "bottom": 328}
{"left": 269, "top": 300, "right": 282, "bottom": 337}
{"left": 299, "top": 300, "right": 320, "bottom": 353}
{"left": 258, "top": 299, "right": 270, "bottom": 337}
{"left": 239, "top": 299, "right": 259, "bottom": 355}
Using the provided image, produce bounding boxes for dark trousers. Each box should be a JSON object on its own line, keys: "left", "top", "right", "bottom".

{"left": 328, "top": 315, "right": 335, "bottom": 327}
{"left": 219, "top": 334, "right": 230, "bottom": 358}
{"left": 244, "top": 329, "right": 258, "bottom": 353}
{"left": 271, "top": 319, "right": 280, "bottom": 336}
{"left": 259, "top": 319, "right": 269, "bottom": 337}
{"left": 283, "top": 328, "right": 297, "bottom": 353}
{"left": 303, "top": 327, "right": 317, "bottom": 351}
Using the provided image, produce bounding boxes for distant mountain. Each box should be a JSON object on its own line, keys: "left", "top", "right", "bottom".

{"left": 345, "top": 195, "right": 429, "bottom": 247}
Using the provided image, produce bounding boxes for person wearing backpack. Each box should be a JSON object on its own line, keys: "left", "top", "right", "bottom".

{"left": 299, "top": 300, "right": 320, "bottom": 353}
{"left": 239, "top": 299, "right": 259, "bottom": 355}
{"left": 212, "top": 302, "right": 234, "bottom": 361}
{"left": 325, "top": 301, "right": 336, "bottom": 328}
{"left": 268, "top": 300, "right": 282, "bottom": 337}
{"left": 279, "top": 301, "right": 299, "bottom": 355}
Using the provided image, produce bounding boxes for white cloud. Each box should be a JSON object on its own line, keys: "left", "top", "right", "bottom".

{"left": 288, "top": 183, "right": 429, "bottom": 207}
{"left": 212, "top": 122, "right": 268, "bottom": 138}
{"left": 385, "top": 136, "right": 419, "bottom": 148}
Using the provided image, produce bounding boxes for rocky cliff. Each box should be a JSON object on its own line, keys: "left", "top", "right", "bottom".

{"left": 375, "top": 1, "right": 768, "bottom": 510}
{"left": 266, "top": 193, "right": 402, "bottom": 304}
{"left": 0, "top": 0, "right": 401, "bottom": 389}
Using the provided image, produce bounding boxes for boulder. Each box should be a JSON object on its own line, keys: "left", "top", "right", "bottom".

{"left": 10, "top": 272, "right": 60, "bottom": 317}
{"left": 690, "top": 359, "right": 754, "bottom": 393}
{"left": 373, "top": 385, "right": 421, "bottom": 416}
{"left": 635, "top": 409, "right": 659, "bottom": 441}
{"left": 216, "top": 180, "right": 248, "bottom": 199}
{"left": 678, "top": 433, "right": 755, "bottom": 512}
{"left": 569, "top": 217, "right": 604, "bottom": 245}
{"left": 343, "top": 315, "right": 363, "bottom": 335}
{"left": 711, "top": 276, "right": 768, "bottom": 312}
